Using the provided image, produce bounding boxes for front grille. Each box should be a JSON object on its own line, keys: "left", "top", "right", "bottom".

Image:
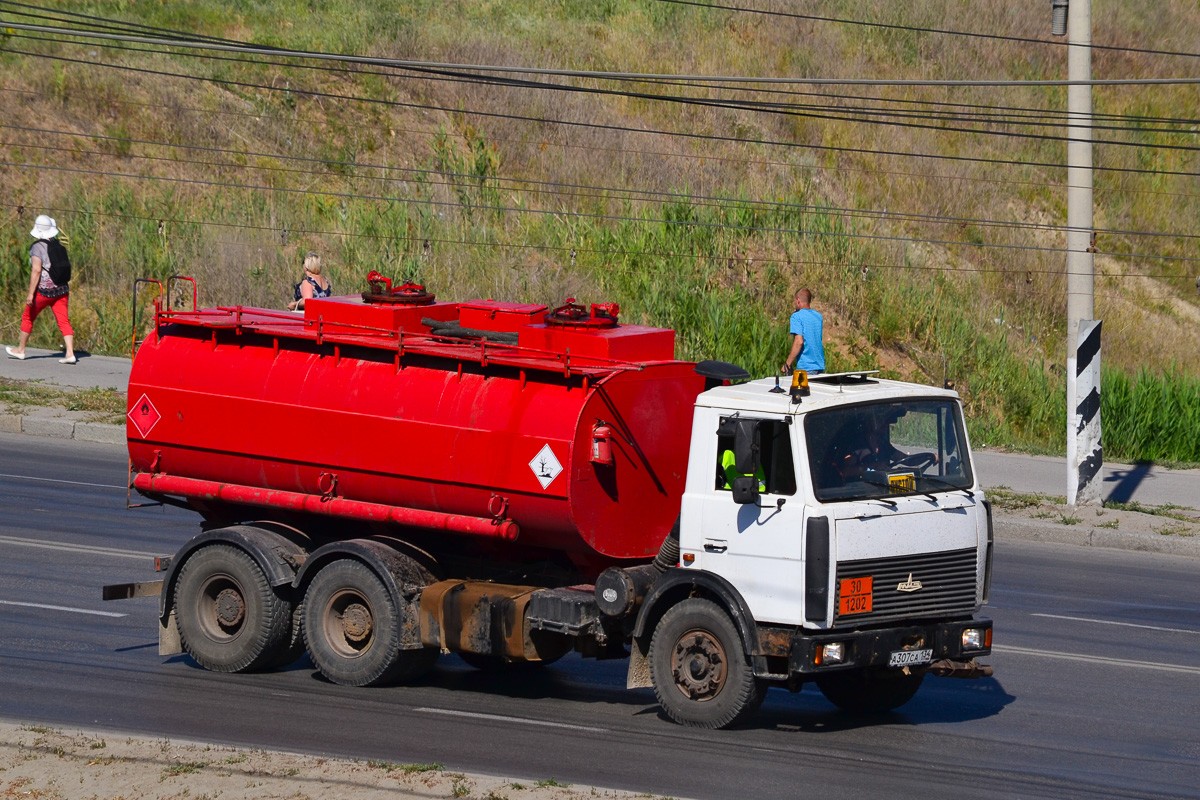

{"left": 834, "top": 547, "right": 978, "bottom": 626}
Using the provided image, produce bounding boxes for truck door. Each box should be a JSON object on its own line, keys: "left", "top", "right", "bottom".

{"left": 688, "top": 414, "right": 805, "bottom": 625}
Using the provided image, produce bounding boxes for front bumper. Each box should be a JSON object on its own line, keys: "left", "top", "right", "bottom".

{"left": 787, "top": 617, "right": 992, "bottom": 676}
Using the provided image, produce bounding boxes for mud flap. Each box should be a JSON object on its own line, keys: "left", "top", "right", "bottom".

{"left": 159, "top": 609, "right": 182, "bottom": 656}
{"left": 626, "top": 635, "right": 652, "bottom": 689}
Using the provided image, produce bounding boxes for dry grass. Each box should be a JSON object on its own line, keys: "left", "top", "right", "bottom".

{"left": 2, "top": 0, "right": 1198, "bottom": 455}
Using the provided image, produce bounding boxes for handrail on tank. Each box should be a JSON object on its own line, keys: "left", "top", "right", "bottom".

{"left": 166, "top": 275, "right": 197, "bottom": 312}
{"left": 153, "top": 299, "right": 653, "bottom": 376}
{"left": 131, "top": 278, "right": 163, "bottom": 360}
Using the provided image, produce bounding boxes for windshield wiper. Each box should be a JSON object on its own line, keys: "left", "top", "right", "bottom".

{"left": 856, "top": 477, "right": 900, "bottom": 507}
{"left": 918, "top": 475, "right": 975, "bottom": 498}
{"left": 861, "top": 475, "right": 937, "bottom": 503}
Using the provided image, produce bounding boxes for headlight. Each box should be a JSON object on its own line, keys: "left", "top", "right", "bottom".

{"left": 820, "top": 642, "right": 845, "bottom": 664}
{"left": 962, "top": 628, "right": 986, "bottom": 650}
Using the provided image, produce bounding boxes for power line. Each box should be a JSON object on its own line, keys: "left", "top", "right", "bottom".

{"left": 11, "top": 25, "right": 1200, "bottom": 157}
{"left": 6, "top": 158, "right": 1199, "bottom": 265}
{"left": 9, "top": 126, "right": 1200, "bottom": 245}
{"left": 8, "top": 201, "right": 1191, "bottom": 286}
{"left": 12, "top": 28, "right": 1200, "bottom": 140}
{"left": 10, "top": 43, "right": 1200, "bottom": 184}
{"left": 650, "top": 0, "right": 1200, "bottom": 62}
{"left": 14, "top": 0, "right": 1200, "bottom": 130}
{"left": 8, "top": 83, "right": 1199, "bottom": 202}
{"left": 13, "top": 15, "right": 1200, "bottom": 134}
{"left": 6, "top": 19, "right": 1200, "bottom": 87}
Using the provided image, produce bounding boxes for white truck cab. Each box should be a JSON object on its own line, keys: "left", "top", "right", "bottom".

{"left": 638, "top": 371, "right": 993, "bottom": 726}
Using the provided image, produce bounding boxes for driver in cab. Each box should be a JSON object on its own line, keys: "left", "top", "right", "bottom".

{"left": 832, "top": 423, "right": 903, "bottom": 483}
{"left": 829, "top": 413, "right": 935, "bottom": 484}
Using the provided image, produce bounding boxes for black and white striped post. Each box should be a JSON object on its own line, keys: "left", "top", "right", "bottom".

{"left": 1068, "top": 320, "right": 1103, "bottom": 505}
{"left": 1056, "top": 0, "right": 1102, "bottom": 506}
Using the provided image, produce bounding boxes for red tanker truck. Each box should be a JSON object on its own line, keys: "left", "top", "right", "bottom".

{"left": 105, "top": 276, "right": 993, "bottom": 729}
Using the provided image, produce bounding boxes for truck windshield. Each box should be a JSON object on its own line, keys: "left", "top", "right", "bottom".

{"left": 805, "top": 398, "right": 973, "bottom": 503}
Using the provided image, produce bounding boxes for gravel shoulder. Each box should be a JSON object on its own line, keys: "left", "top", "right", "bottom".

{"left": 0, "top": 722, "right": 683, "bottom": 800}
{"left": 989, "top": 487, "right": 1200, "bottom": 557}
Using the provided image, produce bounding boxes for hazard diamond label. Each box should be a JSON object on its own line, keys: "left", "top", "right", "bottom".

{"left": 529, "top": 444, "right": 563, "bottom": 490}
{"left": 127, "top": 393, "right": 161, "bottom": 438}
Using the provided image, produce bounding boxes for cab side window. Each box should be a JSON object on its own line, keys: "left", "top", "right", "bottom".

{"left": 714, "top": 418, "right": 796, "bottom": 495}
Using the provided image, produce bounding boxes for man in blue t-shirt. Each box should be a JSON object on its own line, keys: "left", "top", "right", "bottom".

{"left": 781, "top": 287, "right": 825, "bottom": 375}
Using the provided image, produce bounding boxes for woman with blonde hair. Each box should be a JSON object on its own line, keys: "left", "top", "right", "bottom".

{"left": 288, "top": 251, "right": 332, "bottom": 310}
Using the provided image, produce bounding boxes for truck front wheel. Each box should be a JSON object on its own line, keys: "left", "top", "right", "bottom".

{"left": 302, "top": 559, "right": 437, "bottom": 687}
{"left": 816, "top": 666, "right": 925, "bottom": 714}
{"left": 174, "top": 544, "right": 293, "bottom": 673}
{"left": 649, "top": 598, "right": 766, "bottom": 729}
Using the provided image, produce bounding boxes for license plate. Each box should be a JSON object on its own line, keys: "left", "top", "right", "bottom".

{"left": 888, "top": 648, "right": 933, "bottom": 667}
{"left": 838, "top": 576, "right": 873, "bottom": 615}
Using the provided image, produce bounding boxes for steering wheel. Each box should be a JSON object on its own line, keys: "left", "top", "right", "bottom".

{"left": 892, "top": 451, "right": 936, "bottom": 472}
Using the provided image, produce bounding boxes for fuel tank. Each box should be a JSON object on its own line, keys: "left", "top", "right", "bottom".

{"left": 127, "top": 291, "right": 705, "bottom": 575}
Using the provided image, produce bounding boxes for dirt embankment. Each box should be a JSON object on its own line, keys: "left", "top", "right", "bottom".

{"left": 0, "top": 722, "right": 684, "bottom": 800}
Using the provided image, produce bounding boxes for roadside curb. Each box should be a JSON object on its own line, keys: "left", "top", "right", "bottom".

{"left": 0, "top": 414, "right": 124, "bottom": 445}
{"left": 3, "top": 416, "right": 1198, "bottom": 559}
{"left": 995, "top": 515, "right": 1200, "bottom": 559}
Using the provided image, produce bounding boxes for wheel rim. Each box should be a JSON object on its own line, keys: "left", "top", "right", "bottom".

{"left": 671, "top": 628, "right": 727, "bottom": 701}
{"left": 195, "top": 573, "right": 246, "bottom": 642}
{"left": 321, "top": 588, "right": 375, "bottom": 659}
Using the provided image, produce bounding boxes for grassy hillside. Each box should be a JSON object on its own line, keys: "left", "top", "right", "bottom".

{"left": 2, "top": 1, "right": 1199, "bottom": 460}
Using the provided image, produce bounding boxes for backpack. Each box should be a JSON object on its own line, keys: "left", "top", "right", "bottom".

{"left": 41, "top": 238, "right": 72, "bottom": 286}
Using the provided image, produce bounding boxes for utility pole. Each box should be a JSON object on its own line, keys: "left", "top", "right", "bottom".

{"left": 1054, "top": 0, "right": 1103, "bottom": 506}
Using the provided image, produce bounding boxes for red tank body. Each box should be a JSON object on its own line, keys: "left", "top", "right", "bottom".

{"left": 127, "top": 291, "right": 704, "bottom": 580}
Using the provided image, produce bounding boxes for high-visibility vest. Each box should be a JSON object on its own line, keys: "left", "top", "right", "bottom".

{"left": 721, "top": 449, "right": 766, "bottom": 492}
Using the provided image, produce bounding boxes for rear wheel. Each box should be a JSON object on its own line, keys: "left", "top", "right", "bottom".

{"left": 649, "top": 598, "right": 766, "bottom": 729}
{"left": 816, "top": 667, "right": 926, "bottom": 714}
{"left": 174, "top": 544, "right": 292, "bottom": 673}
{"left": 302, "top": 559, "right": 437, "bottom": 686}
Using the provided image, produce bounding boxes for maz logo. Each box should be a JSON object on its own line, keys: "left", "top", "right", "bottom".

{"left": 896, "top": 573, "right": 924, "bottom": 593}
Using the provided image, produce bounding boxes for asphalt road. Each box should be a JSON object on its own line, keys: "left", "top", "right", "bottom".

{"left": 2, "top": 432, "right": 1198, "bottom": 799}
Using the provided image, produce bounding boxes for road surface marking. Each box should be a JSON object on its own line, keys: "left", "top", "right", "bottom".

{"left": 0, "top": 600, "right": 126, "bottom": 618}
{"left": 416, "top": 707, "right": 607, "bottom": 733}
{"left": 0, "top": 472, "right": 126, "bottom": 490}
{"left": 1031, "top": 612, "right": 1199, "bottom": 635}
{"left": 993, "top": 645, "right": 1200, "bottom": 675}
{"left": 0, "top": 535, "right": 153, "bottom": 560}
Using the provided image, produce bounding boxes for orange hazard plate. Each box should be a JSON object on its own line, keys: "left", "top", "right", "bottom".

{"left": 838, "top": 576, "right": 873, "bottom": 615}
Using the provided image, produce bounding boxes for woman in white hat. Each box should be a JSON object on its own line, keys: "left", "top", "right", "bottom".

{"left": 5, "top": 214, "right": 76, "bottom": 364}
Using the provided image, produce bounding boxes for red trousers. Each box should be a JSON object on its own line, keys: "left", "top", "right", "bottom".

{"left": 21, "top": 292, "right": 73, "bottom": 336}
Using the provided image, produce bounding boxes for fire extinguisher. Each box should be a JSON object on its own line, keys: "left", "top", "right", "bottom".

{"left": 591, "top": 422, "right": 614, "bottom": 466}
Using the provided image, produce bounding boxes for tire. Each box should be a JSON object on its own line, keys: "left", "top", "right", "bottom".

{"left": 816, "top": 667, "right": 926, "bottom": 714}
{"left": 649, "top": 598, "right": 766, "bottom": 729}
{"left": 266, "top": 603, "right": 306, "bottom": 669}
{"left": 174, "top": 544, "right": 293, "bottom": 673}
{"left": 302, "top": 559, "right": 437, "bottom": 687}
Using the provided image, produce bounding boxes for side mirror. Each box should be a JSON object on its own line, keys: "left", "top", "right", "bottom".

{"left": 731, "top": 475, "right": 760, "bottom": 505}
{"left": 732, "top": 419, "right": 760, "bottom": 475}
